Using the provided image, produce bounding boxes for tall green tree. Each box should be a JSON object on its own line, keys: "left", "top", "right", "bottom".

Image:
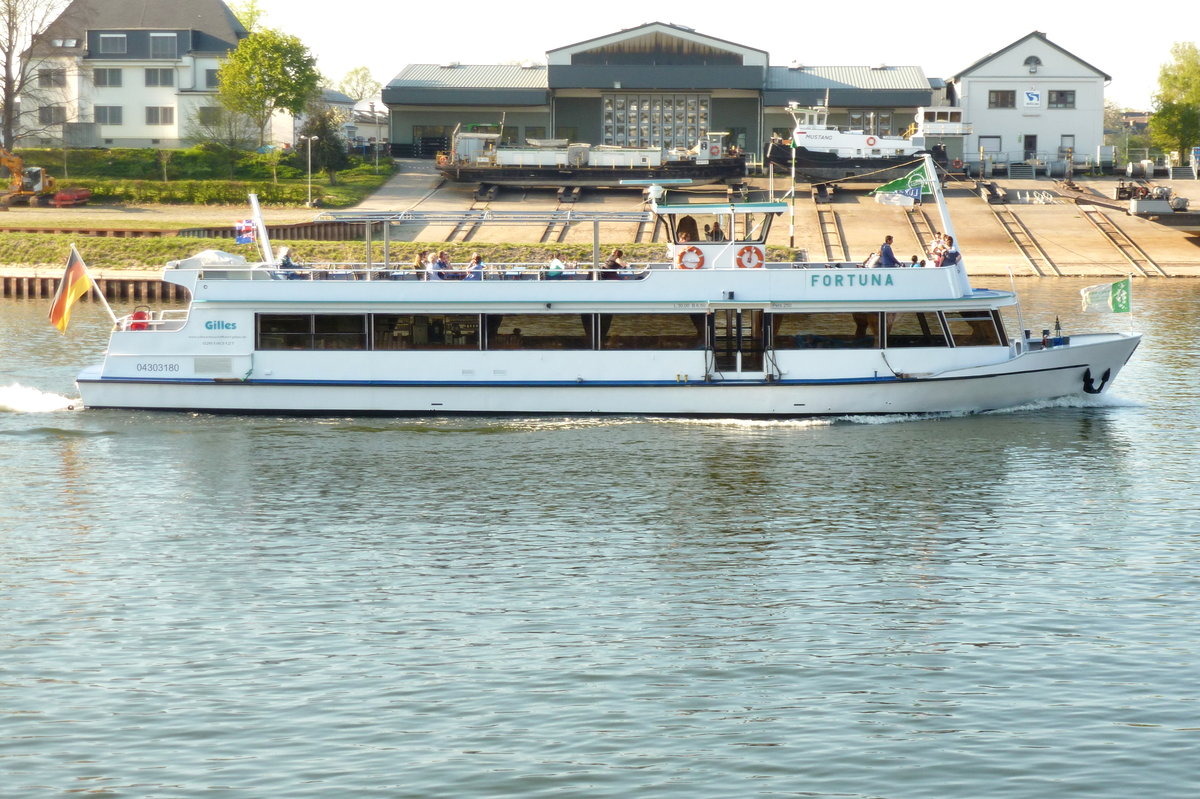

{"left": 216, "top": 28, "right": 321, "bottom": 146}
{"left": 228, "top": 0, "right": 265, "bottom": 32}
{"left": 1150, "top": 42, "right": 1200, "bottom": 156}
{"left": 296, "top": 104, "right": 349, "bottom": 186}
{"left": 338, "top": 66, "right": 380, "bottom": 103}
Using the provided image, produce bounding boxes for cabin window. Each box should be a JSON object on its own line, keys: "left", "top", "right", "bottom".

{"left": 884, "top": 311, "right": 949, "bottom": 348}
{"left": 255, "top": 314, "right": 367, "bottom": 350}
{"left": 484, "top": 314, "right": 590, "bottom": 350}
{"left": 601, "top": 314, "right": 707, "bottom": 350}
{"left": 944, "top": 311, "right": 1002, "bottom": 347}
{"left": 372, "top": 314, "right": 479, "bottom": 350}
{"left": 771, "top": 313, "right": 879, "bottom": 349}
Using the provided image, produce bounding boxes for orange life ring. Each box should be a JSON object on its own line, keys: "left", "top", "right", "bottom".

{"left": 129, "top": 309, "right": 149, "bottom": 331}
{"left": 866, "top": 136, "right": 877, "bottom": 147}
{"left": 708, "top": 144, "right": 721, "bottom": 157}
{"left": 736, "top": 245, "right": 764, "bottom": 269}
{"left": 952, "top": 158, "right": 963, "bottom": 169}
{"left": 677, "top": 246, "right": 705, "bottom": 269}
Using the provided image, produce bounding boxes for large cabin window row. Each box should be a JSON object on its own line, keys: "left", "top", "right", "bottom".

{"left": 254, "top": 310, "right": 1004, "bottom": 352}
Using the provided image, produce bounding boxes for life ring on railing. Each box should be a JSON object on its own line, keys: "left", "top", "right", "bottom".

{"left": 866, "top": 136, "right": 877, "bottom": 147}
{"left": 736, "top": 245, "right": 764, "bottom": 269}
{"left": 677, "top": 246, "right": 705, "bottom": 269}
{"left": 129, "top": 308, "right": 149, "bottom": 331}
{"left": 952, "top": 158, "right": 964, "bottom": 169}
{"left": 708, "top": 144, "right": 721, "bottom": 157}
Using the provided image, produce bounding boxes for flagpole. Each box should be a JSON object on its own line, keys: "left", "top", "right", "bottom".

{"left": 248, "top": 193, "right": 275, "bottom": 264}
{"left": 73, "top": 243, "right": 117, "bottom": 325}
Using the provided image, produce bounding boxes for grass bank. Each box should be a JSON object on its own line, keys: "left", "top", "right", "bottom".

{"left": 0, "top": 234, "right": 805, "bottom": 270}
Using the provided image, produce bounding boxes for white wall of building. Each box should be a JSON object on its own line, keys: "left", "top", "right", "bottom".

{"left": 952, "top": 35, "right": 1106, "bottom": 166}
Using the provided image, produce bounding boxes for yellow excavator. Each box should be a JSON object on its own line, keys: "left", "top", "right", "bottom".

{"left": 0, "top": 146, "right": 57, "bottom": 205}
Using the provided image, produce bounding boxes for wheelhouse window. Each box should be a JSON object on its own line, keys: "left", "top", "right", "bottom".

{"left": 601, "top": 314, "right": 707, "bottom": 350}
{"left": 372, "top": 314, "right": 479, "bottom": 350}
{"left": 884, "top": 311, "right": 949, "bottom": 348}
{"left": 94, "top": 68, "right": 122, "bottom": 87}
{"left": 98, "top": 34, "right": 127, "bottom": 54}
{"left": 145, "top": 68, "right": 174, "bottom": 87}
{"left": 944, "top": 310, "right": 1003, "bottom": 347}
{"left": 988, "top": 90, "right": 1016, "bottom": 109}
{"left": 771, "top": 312, "right": 879, "bottom": 349}
{"left": 256, "top": 314, "right": 367, "bottom": 350}
{"left": 1048, "top": 90, "right": 1076, "bottom": 109}
{"left": 150, "top": 33, "right": 178, "bottom": 59}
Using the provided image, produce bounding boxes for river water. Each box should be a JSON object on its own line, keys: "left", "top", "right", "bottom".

{"left": 2, "top": 279, "right": 1198, "bottom": 798}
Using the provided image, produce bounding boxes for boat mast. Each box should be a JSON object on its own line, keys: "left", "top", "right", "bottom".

{"left": 922, "top": 152, "right": 972, "bottom": 295}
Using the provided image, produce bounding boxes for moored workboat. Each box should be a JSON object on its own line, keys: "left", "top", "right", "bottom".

{"left": 764, "top": 105, "right": 931, "bottom": 183}
{"left": 437, "top": 130, "right": 746, "bottom": 189}
{"left": 72, "top": 157, "right": 1139, "bottom": 416}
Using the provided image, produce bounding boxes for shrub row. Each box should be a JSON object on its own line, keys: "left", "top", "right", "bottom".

{"left": 60, "top": 179, "right": 314, "bottom": 205}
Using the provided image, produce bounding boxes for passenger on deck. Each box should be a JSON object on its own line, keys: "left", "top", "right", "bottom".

{"left": 431, "top": 250, "right": 453, "bottom": 280}
{"left": 463, "top": 253, "right": 484, "bottom": 280}
{"left": 910, "top": 255, "right": 920, "bottom": 267}
{"left": 703, "top": 224, "right": 713, "bottom": 240}
{"left": 877, "top": 235, "right": 901, "bottom": 267}
{"left": 546, "top": 252, "right": 567, "bottom": 279}
{"left": 602, "top": 249, "right": 627, "bottom": 280}
{"left": 710, "top": 220, "right": 726, "bottom": 241}
{"left": 939, "top": 236, "right": 961, "bottom": 267}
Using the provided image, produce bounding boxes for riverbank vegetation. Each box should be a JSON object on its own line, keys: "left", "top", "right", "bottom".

{"left": 0, "top": 234, "right": 805, "bottom": 270}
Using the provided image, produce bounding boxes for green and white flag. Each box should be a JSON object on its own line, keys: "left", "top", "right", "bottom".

{"left": 1080, "top": 277, "right": 1132, "bottom": 313}
{"left": 871, "top": 162, "right": 934, "bottom": 196}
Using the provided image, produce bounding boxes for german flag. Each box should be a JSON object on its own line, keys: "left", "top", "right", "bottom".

{"left": 47, "top": 246, "right": 94, "bottom": 333}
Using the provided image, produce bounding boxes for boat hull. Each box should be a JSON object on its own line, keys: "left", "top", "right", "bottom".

{"left": 764, "top": 143, "right": 927, "bottom": 183}
{"left": 76, "top": 334, "right": 1140, "bottom": 417}
{"left": 437, "top": 159, "right": 746, "bottom": 189}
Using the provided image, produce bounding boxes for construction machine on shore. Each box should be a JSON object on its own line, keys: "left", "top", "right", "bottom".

{"left": 0, "top": 146, "right": 58, "bottom": 205}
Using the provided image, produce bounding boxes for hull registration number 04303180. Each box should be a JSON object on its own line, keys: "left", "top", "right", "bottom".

{"left": 136, "top": 362, "right": 181, "bottom": 373}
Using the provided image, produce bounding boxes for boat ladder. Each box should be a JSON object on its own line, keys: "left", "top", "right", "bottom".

{"left": 1078, "top": 205, "right": 1166, "bottom": 277}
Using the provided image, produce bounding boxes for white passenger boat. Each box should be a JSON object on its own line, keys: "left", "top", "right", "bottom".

{"left": 75, "top": 157, "right": 1139, "bottom": 416}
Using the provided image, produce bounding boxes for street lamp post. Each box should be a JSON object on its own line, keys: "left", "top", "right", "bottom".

{"left": 299, "top": 134, "right": 319, "bottom": 207}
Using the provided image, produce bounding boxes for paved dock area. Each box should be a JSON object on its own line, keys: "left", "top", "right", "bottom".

{"left": 3, "top": 159, "right": 1197, "bottom": 278}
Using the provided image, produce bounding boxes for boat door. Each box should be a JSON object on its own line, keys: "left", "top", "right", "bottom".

{"left": 711, "top": 308, "right": 765, "bottom": 375}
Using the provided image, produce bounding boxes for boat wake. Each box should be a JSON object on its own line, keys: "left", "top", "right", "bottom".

{"left": 0, "top": 383, "right": 80, "bottom": 413}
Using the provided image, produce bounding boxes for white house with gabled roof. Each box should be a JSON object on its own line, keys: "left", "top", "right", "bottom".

{"left": 947, "top": 31, "right": 1109, "bottom": 169}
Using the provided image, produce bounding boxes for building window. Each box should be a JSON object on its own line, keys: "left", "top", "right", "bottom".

{"left": 38, "top": 105, "right": 67, "bottom": 125}
{"left": 524, "top": 126, "right": 546, "bottom": 140}
{"left": 145, "top": 68, "right": 174, "bottom": 87}
{"left": 206, "top": 69, "right": 219, "bottom": 89}
{"left": 988, "top": 91, "right": 1016, "bottom": 109}
{"left": 98, "top": 34, "right": 127, "bottom": 54}
{"left": 38, "top": 68, "right": 66, "bottom": 88}
{"left": 146, "top": 106, "right": 174, "bottom": 125}
{"left": 1049, "top": 90, "right": 1076, "bottom": 109}
{"left": 602, "top": 93, "right": 709, "bottom": 149}
{"left": 94, "top": 68, "right": 122, "bottom": 87}
{"left": 94, "top": 106, "right": 122, "bottom": 125}
{"left": 150, "top": 33, "right": 178, "bottom": 59}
